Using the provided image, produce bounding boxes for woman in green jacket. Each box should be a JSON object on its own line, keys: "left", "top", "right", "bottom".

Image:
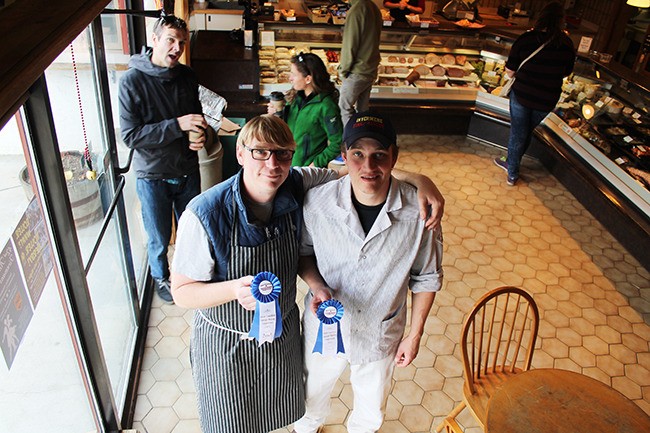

{"left": 269, "top": 52, "right": 343, "bottom": 167}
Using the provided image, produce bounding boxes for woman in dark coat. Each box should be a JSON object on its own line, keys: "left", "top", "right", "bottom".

{"left": 494, "top": 1, "right": 576, "bottom": 185}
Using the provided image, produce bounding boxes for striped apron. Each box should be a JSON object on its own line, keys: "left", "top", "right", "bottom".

{"left": 191, "top": 204, "right": 305, "bottom": 433}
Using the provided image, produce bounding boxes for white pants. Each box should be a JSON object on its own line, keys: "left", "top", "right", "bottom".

{"left": 293, "top": 352, "right": 395, "bottom": 433}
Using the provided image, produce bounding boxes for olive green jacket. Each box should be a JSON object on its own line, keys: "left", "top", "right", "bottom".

{"left": 338, "top": 0, "right": 382, "bottom": 78}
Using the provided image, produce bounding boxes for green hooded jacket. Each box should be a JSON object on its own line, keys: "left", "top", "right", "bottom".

{"left": 286, "top": 91, "right": 343, "bottom": 167}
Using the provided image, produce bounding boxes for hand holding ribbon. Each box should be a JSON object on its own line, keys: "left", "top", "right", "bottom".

{"left": 313, "top": 299, "right": 345, "bottom": 356}
{"left": 309, "top": 285, "right": 333, "bottom": 315}
{"left": 234, "top": 275, "right": 255, "bottom": 310}
{"left": 248, "top": 272, "right": 283, "bottom": 346}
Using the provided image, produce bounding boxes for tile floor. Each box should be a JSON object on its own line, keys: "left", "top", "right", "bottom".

{"left": 132, "top": 135, "right": 650, "bottom": 433}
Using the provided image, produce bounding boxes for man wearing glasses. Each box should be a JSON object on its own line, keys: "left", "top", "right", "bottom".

{"left": 170, "top": 115, "right": 337, "bottom": 433}
{"left": 119, "top": 14, "right": 207, "bottom": 304}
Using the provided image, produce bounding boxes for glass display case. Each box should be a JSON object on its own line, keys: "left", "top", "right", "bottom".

{"left": 547, "top": 57, "right": 650, "bottom": 202}
{"left": 257, "top": 21, "right": 491, "bottom": 102}
{"left": 256, "top": 21, "right": 650, "bottom": 202}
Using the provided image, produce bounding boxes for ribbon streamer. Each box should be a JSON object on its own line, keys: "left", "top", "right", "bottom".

{"left": 248, "top": 272, "right": 282, "bottom": 345}
{"left": 313, "top": 299, "right": 345, "bottom": 356}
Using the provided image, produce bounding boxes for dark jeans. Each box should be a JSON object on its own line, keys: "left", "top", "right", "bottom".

{"left": 507, "top": 91, "right": 549, "bottom": 180}
{"left": 136, "top": 172, "right": 200, "bottom": 280}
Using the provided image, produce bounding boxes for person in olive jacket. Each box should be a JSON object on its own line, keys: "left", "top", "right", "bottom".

{"left": 268, "top": 52, "right": 343, "bottom": 167}
{"left": 338, "top": 0, "right": 382, "bottom": 126}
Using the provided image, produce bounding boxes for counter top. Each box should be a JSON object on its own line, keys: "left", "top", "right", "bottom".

{"left": 258, "top": 10, "right": 598, "bottom": 41}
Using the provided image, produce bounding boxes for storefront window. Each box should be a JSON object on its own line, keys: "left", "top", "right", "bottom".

{"left": 104, "top": 0, "right": 149, "bottom": 299}
{"left": 45, "top": 24, "right": 137, "bottom": 413}
{"left": 0, "top": 113, "right": 97, "bottom": 432}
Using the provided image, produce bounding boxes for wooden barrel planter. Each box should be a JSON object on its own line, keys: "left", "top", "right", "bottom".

{"left": 19, "top": 151, "right": 103, "bottom": 228}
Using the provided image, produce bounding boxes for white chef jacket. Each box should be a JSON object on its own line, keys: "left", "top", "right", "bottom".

{"left": 301, "top": 176, "right": 443, "bottom": 364}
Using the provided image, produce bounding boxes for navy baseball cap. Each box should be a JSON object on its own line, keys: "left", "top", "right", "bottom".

{"left": 342, "top": 112, "right": 397, "bottom": 149}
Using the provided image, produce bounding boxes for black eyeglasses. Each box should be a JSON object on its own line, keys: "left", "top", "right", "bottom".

{"left": 242, "top": 144, "right": 295, "bottom": 162}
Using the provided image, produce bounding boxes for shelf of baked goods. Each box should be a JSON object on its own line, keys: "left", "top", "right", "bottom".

{"left": 258, "top": 45, "right": 482, "bottom": 99}
{"left": 548, "top": 75, "right": 650, "bottom": 201}
{"left": 377, "top": 52, "right": 479, "bottom": 88}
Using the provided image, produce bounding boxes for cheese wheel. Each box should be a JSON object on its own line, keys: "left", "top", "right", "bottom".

{"left": 447, "top": 67, "right": 465, "bottom": 78}
{"left": 442, "top": 54, "right": 456, "bottom": 65}
{"left": 413, "top": 64, "right": 431, "bottom": 76}
{"left": 431, "top": 65, "right": 446, "bottom": 76}
{"left": 425, "top": 53, "right": 440, "bottom": 66}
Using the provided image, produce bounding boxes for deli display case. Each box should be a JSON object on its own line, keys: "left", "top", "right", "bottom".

{"left": 257, "top": 20, "right": 487, "bottom": 102}
{"left": 471, "top": 51, "right": 650, "bottom": 269}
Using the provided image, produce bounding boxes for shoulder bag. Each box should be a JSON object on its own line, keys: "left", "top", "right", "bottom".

{"left": 499, "top": 41, "right": 549, "bottom": 98}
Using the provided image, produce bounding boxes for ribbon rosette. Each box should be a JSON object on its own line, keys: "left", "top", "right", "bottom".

{"left": 248, "top": 272, "right": 282, "bottom": 346}
{"left": 313, "top": 299, "right": 345, "bottom": 356}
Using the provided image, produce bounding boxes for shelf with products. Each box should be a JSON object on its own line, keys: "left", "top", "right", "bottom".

{"left": 538, "top": 57, "right": 650, "bottom": 270}
{"left": 549, "top": 56, "right": 650, "bottom": 196}
{"left": 257, "top": 21, "right": 489, "bottom": 100}
{"left": 466, "top": 51, "right": 650, "bottom": 269}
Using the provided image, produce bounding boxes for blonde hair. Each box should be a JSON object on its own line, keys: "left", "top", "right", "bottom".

{"left": 237, "top": 115, "right": 296, "bottom": 150}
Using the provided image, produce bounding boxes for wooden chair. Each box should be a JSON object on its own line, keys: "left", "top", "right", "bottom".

{"left": 435, "top": 286, "right": 539, "bottom": 433}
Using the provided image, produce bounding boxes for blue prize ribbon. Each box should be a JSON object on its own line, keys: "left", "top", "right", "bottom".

{"left": 248, "top": 272, "right": 283, "bottom": 342}
{"left": 313, "top": 299, "right": 345, "bottom": 354}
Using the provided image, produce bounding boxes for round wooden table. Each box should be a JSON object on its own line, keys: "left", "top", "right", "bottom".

{"left": 486, "top": 368, "right": 650, "bottom": 433}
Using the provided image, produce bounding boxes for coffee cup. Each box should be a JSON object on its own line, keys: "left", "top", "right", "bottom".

{"left": 269, "top": 91, "right": 286, "bottom": 114}
{"left": 189, "top": 128, "right": 205, "bottom": 143}
{"left": 270, "top": 100, "right": 285, "bottom": 112}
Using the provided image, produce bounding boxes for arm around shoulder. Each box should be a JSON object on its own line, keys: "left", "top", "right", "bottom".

{"left": 392, "top": 169, "right": 445, "bottom": 230}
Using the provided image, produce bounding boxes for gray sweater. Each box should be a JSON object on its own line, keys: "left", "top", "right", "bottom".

{"left": 118, "top": 49, "right": 203, "bottom": 179}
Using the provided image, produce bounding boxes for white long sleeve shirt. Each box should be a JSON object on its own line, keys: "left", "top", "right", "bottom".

{"left": 301, "top": 176, "right": 443, "bottom": 364}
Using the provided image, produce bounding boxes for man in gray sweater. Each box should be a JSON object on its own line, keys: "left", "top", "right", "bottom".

{"left": 119, "top": 15, "right": 207, "bottom": 303}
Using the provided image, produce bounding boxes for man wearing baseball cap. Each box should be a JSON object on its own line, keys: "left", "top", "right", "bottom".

{"left": 293, "top": 112, "right": 444, "bottom": 433}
